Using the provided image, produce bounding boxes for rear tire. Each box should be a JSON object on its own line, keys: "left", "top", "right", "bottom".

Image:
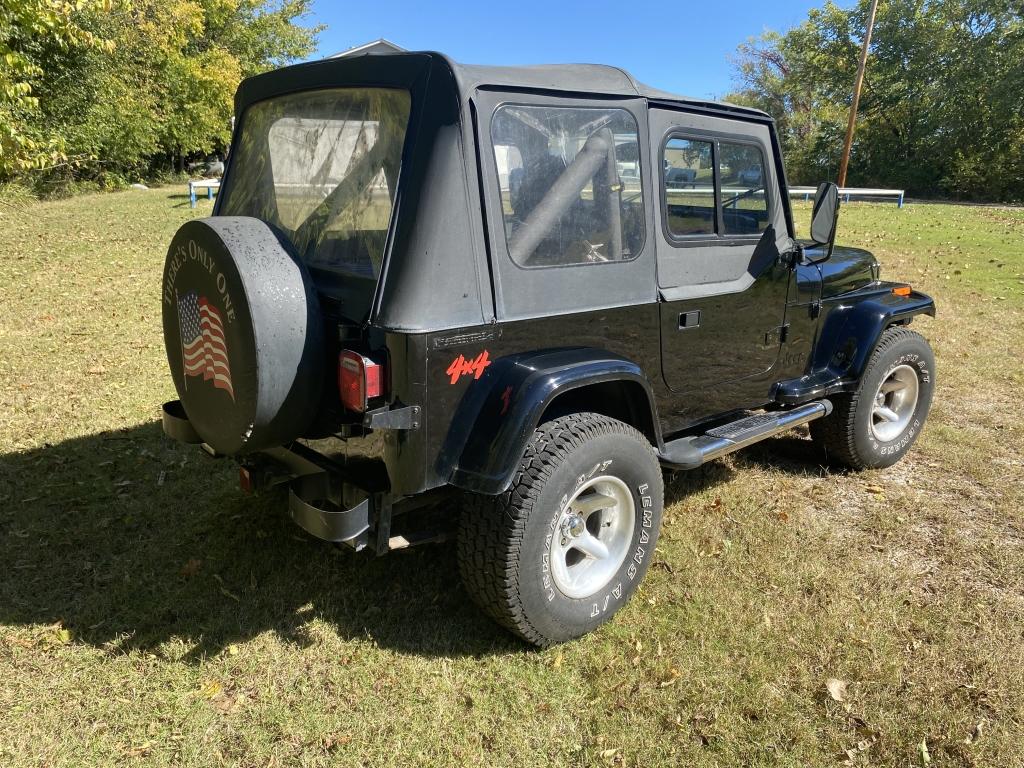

{"left": 457, "top": 413, "right": 663, "bottom": 646}
{"left": 811, "top": 326, "right": 935, "bottom": 469}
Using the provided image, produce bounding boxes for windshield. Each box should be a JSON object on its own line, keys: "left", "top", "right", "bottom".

{"left": 220, "top": 87, "right": 412, "bottom": 280}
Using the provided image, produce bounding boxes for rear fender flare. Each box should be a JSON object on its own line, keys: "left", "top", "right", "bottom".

{"left": 439, "top": 348, "right": 660, "bottom": 495}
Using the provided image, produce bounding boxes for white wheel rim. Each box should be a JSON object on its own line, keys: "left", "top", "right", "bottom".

{"left": 870, "top": 364, "right": 920, "bottom": 442}
{"left": 549, "top": 475, "right": 635, "bottom": 599}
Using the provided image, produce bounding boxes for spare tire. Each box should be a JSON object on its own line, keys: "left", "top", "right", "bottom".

{"left": 161, "top": 216, "right": 323, "bottom": 455}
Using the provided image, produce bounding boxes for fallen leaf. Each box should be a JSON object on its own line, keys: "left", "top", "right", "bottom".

{"left": 919, "top": 737, "right": 931, "bottom": 765}
{"left": 198, "top": 679, "right": 223, "bottom": 699}
{"left": 127, "top": 742, "right": 153, "bottom": 757}
{"left": 865, "top": 485, "right": 884, "bottom": 494}
{"left": 826, "top": 678, "right": 848, "bottom": 702}
{"left": 658, "top": 667, "right": 681, "bottom": 687}
{"left": 180, "top": 558, "right": 202, "bottom": 577}
{"left": 212, "top": 692, "right": 244, "bottom": 714}
{"left": 227, "top": 644, "right": 239, "bottom": 656}
{"left": 552, "top": 651, "right": 563, "bottom": 669}
{"left": 324, "top": 734, "right": 352, "bottom": 750}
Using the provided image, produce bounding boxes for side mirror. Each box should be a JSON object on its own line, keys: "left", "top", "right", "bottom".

{"left": 808, "top": 182, "right": 840, "bottom": 261}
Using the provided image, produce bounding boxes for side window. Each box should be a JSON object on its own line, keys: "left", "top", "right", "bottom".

{"left": 661, "top": 134, "right": 772, "bottom": 242}
{"left": 664, "top": 137, "right": 715, "bottom": 236}
{"left": 718, "top": 141, "right": 769, "bottom": 235}
{"left": 490, "top": 105, "right": 644, "bottom": 268}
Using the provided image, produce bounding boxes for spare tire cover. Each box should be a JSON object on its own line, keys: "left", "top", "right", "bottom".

{"left": 161, "top": 216, "right": 323, "bottom": 454}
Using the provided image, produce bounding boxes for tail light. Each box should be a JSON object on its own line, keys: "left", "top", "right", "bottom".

{"left": 338, "top": 350, "right": 384, "bottom": 413}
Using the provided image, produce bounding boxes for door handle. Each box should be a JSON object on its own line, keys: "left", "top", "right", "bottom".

{"left": 678, "top": 310, "right": 701, "bottom": 330}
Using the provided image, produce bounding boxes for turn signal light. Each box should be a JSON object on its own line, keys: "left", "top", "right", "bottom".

{"left": 338, "top": 350, "right": 383, "bottom": 412}
{"left": 892, "top": 285, "right": 912, "bottom": 297}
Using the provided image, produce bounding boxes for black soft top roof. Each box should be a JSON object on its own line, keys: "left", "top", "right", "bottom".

{"left": 225, "top": 50, "right": 778, "bottom": 333}
{"left": 235, "top": 50, "right": 769, "bottom": 121}
{"left": 450, "top": 58, "right": 768, "bottom": 119}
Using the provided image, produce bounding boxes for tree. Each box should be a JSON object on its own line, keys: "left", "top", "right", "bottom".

{"left": 1, "top": 0, "right": 321, "bottom": 190}
{"left": 0, "top": 0, "right": 115, "bottom": 176}
{"left": 729, "top": 0, "right": 1024, "bottom": 201}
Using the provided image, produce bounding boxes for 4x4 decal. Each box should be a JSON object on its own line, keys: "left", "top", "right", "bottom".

{"left": 446, "top": 350, "right": 491, "bottom": 384}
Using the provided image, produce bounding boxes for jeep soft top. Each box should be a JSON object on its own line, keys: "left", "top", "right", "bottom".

{"left": 160, "top": 50, "right": 935, "bottom": 646}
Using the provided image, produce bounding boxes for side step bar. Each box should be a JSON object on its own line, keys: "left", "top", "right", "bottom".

{"left": 659, "top": 400, "right": 832, "bottom": 470}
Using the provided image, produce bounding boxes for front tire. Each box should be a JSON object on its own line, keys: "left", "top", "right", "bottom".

{"left": 811, "top": 326, "right": 935, "bottom": 469}
{"left": 458, "top": 413, "right": 664, "bottom": 646}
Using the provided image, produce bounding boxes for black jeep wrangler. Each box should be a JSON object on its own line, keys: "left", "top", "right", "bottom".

{"left": 160, "top": 51, "right": 936, "bottom": 646}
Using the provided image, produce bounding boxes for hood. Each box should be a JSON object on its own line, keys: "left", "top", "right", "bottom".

{"left": 813, "top": 245, "right": 880, "bottom": 298}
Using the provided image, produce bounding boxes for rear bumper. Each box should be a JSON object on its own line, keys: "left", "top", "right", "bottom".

{"left": 161, "top": 400, "right": 372, "bottom": 550}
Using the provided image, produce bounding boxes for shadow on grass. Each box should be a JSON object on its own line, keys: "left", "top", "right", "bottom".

{"left": 0, "top": 422, "right": 519, "bottom": 660}
{"left": 736, "top": 430, "right": 835, "bottom": 477}
{"left": 165, "top": 190, "right": 215, "bottom": 209}
{"left": 0, "top": 422, "right": 805, "bottom": 661}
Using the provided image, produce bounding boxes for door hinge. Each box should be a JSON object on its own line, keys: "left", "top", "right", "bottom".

{"left": 764, "top": 324, "right": 790, "bottom": 347}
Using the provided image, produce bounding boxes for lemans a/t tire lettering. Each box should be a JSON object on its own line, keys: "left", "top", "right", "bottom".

{"left": 457, "top": 412, "right": 664, "bottom": 647}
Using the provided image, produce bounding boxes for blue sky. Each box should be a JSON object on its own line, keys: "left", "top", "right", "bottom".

{"left": 307, "top": 1, "right": 853, "bottom": 99}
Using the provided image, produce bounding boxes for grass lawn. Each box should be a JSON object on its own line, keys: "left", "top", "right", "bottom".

{"left": 1, "top": 186, "right": 1023, "bottom": 766}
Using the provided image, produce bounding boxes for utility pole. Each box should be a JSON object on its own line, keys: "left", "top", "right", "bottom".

{"left": 837, "top": 0, "right": 880, "bottom": 187}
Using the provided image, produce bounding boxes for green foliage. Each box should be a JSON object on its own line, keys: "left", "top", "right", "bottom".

{"left": 0, "top": 0, "right": 115, "bottom": 175}
{"left": 0, "top": 0, "right": 320, "bottom": 193}
{"left": 729, "top": 0, "right": 1024, "bottom": 201}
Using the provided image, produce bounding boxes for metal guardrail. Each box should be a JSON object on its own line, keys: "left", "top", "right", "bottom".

{"left": 185, "top": 179, "right": 905, "bottom": 211}
{"left": 666, "top": 184, "right": 905, "bottom": 208}
{"left": 188, "top": 178, "right": 220, "bottom": 208}
{"left": 788, "top": 185, "right": 905, "bottom": 208}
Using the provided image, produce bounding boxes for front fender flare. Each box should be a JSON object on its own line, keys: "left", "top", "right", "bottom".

{"left": 777, "top": 286, "right": 935, "bottom": 403}
{"left": 815, "top": 287, "right": 936, "bottom": 377}
{"left": 438, "top": 348, "right": 660, "bottom": 495}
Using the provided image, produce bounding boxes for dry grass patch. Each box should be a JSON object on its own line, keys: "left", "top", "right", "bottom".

{"left": 1, "top": 189, "right": 1023, "bottom": 766}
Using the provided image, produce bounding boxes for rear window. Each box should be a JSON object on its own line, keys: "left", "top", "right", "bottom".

{"left": 220, "top": 88, "right": 411, "bottom": 279}
{"left": 491, "top": 104, "right": 644, "bottom": 268}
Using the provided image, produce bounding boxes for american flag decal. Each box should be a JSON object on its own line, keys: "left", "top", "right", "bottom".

{"left": 178, "top": 291, "right": 234, "bottom": 400}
